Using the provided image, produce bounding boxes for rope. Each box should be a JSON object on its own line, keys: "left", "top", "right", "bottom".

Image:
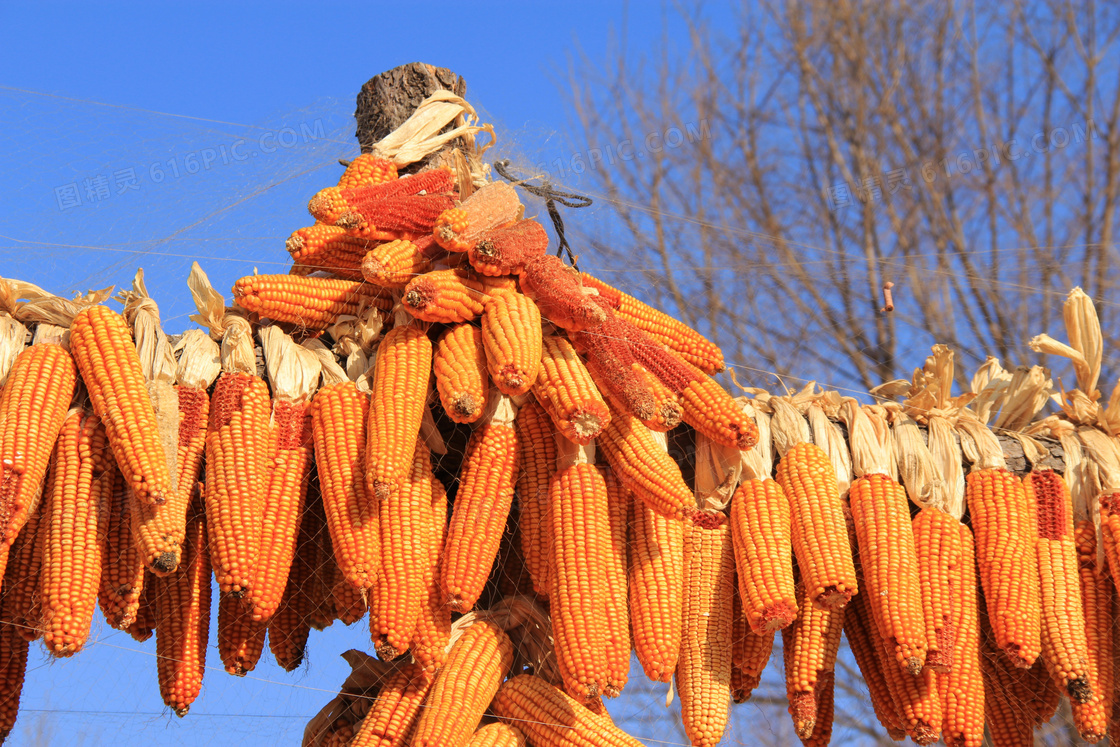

{"left": 493, "top": 159, "right": 592, "bottom": 269}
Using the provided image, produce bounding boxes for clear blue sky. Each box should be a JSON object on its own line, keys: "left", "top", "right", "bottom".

{"left": 0, "top": 2, "right": 772, "bottom": 745}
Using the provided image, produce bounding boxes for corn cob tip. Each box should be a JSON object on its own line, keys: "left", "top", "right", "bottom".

{"left": 790, "top": 691, "right": 816, "bottom": 738}
{"left": 285, "top": 234, "right": 304, "bottom": 255}
{"left": 404, "top": 287, "right": 431, "bottom": 312}
{"left": 308, "top": 188, "right": 341, "bottom": 219}
{"left": 923, "top": 651, "right": 951, "bottom": 673}
{"left": 688, "top": 508, "right": 728, "bottom": 529}
{"left": 373, "top": 638, "right": 405, "bottom": 662}
{"left": 1003, "top": 642, "right": 1038, "bottom": 669}
{"left": 173, "top": 706, "right": 190, "bottom": 718}
{"left": 911, "top": 722, "right": 941, "bottom": 746}
{"left": 452, "top": 393, "right": 480, "bottom": 420}
{"left": 152, "top": 551, "right": 179, "bottom": 575}
{"left": 602, "top": 684, "right": 620, "bottom": 699}
{"left": 757, "top": 602, "right": 798, "bottom": 632}
{"left": 902, "top": 656, "right": 923, "bottom": 676}
{"left": 336, "top": 212, "right": 362, "bottom": 230}
{"left": 1066, "top": 675, "right": 1093, "bottom": 705}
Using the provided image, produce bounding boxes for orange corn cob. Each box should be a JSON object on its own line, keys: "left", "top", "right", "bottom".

{"left": 849, "top": 472, "right": 927, "bottom": 672}
{"left": 676, "top": 518, "right": 736, "bottom": 747}
{"left": 360, "top": 237, "right": 434, "bottom": 288}
{"left": 154, "top": 491, "right": 211, "bottom": 715}
{"left": 597, "top": 409, "right": 694, "bottom": 520}
{"left": 549, "top": 462, "right": 612, "bottom": 701}
{"left": 629, "top": 489, "right": 684, "bottom": 682}
{"left": 70, "top": 306, "right": 172, "bottom": 505}
{"left": 467, "top": 219, "right": 548, "bottom": 276}
{"left": 532, "top": 335, "right": 610, "bottom": 444}
{"left": 735, "top": 611, "right": 776, "bottom": 704}
{"left": 841, "top": 593, "right": 905, "bottom": 740}
{"left": 966, "top": 467, "right": 1041, "bottom": 668}
{"left": 268, "top": 494, "right": 317, "bottom": 671}
{"left": 730, "top": 594, "right": 754, "bottom": 703}
{"left": 979, "top": 608, "right": 1054, "bottom": 744}
{"left": 493, "top": 512, "right": 536, "bottom": 601}
{"left": 308, "top": 168, "right": 454, "bottom": 231}
{"left": 519, "top": 254, "right": 608, "bottom": 332}
{"left": 410, "top": 465, "right": 450, "bottom": 674}
{"left": 1100, "top": 491, "right": 1120, "bottom": 582}
{"left": 127, "top": 576, "right": 155, "bottom": 643}
{"left": 410, "top": 619, "right": 515, "bottom": 746}
{"left": 365, "top": 324, "right": 432, "bottom": 499}
{"left": 98, "top": 466, "right": 147, "bottom": 629}
{"left": 0, "top": 343, "right": 76, "bottom": 567}
{"left": 465, "top": 722, "right": 527, "bottom": 747}
{"left": 481, "top": 291, "right": 542, "bottom": 396}
{"left": 776, "top": 442, "right": 857, "bottom": 610}
{"left": 801, "top": 671, "right": 836, "bottom": 747}
{"left": 441, "top": 418, "right": 519, "bottom": 611}
{"left": 912, "top": 507, "right": 958, "bottom": 673}
{"left": 232, "top": 274, "right": 391, "bottom": 331}
{"left": 514, "top": 399, "right": 556, "bottom": 598}
{"left": 937, "top": 522, "right": 984, "bottom": 747}
{"left": 433, "top": 324, "right": 489, "bottom": 424}
{"left": 782, "top": 574, "right": 845, "bottom": 739}
{"left": 580, "top": 273, "right": 725, "bottom": 374}
{"left": 1071, "top": 520, "right": 1113, "bottom": 742}
{"left": 218, "top": 592, "right": 267, "bottom": 676}
{"left": 349, "top": 662, "right": 433, "bottom": 747}
{"left": 305, "top": 484, "right": 341, "bottom": 631}
{"left": 333, "top": 575, "right": 367, "bottom": 625}
{"left": 601, "top": 465, "right": 631, "bottom": 697}
{"left": 730, "top": 477, "right": 797, "bottom": 633}
{"left": 313, "top": 382, "right": 379, "bottom": 590}
{"left": 0, "top": 498, "right": 44, "bottom": 642}
{"left": 336, "top": 154, "right": 398, "bottom": 189}
{"left": 205, "top": 372, "right": 271, "bottom": 596}
{"left": 285, "top": 224, "right": 377, "bottom": 279}
{"left": 372, "top": 439, "right": 433, "bottom": 660}
{"left": 0, "top": 617, "right": 29, "bottom": 741}
{"left": 492, "top": 674, "right": 647, "bottom": 746}
{"left": 132, "top": 385, "right": 210, "bottom": 575}
{"left": 402, "top": 268, "right": 487, "bottom": 324}
{"left": 40, "top": 409, "right": 110, "bottom": 657}
{"left": 432, "top": 181, "right": 522, "bottom": 251}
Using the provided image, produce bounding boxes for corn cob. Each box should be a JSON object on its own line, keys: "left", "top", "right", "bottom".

{"left": 286, "top": 224, "right": 377, "bottom": 279}
{"left": 979, "top": 608, "right": 1053, "bottom": 744}
{"left": 467, "top": 219, "right": 548, "bottom": 276}
{"left": 70, "top": 306, "right": 173, "bottom": 505}
{"left": 465, "top": 722, "right": 527, "bottom": 747}
{"left": 729, "top": 477, "right": 797, "bottom": 633}
{"left": 410, "top": 464, "right": 450, "bottom": 674}
{"left": 912, "top": 507, "right": 958, "bottom": 673}
{"left": 841, "top": 589, "right": 905, "bottom": 739}
{"left": 580, "top": 273, "right": 724, "bottom": 374}
{"left": 937, "top": 522, "right": 984, "bottom": 747}
{"left": 549, "top": 460, "right": 612, "bottom": 701}
{"left": 441, "top": 404, "right": 519, "bottom": 611}
{"left": 205, "top": 372, "right": 271, "bottom": 596}
{"left": 312, "top": 382, "right": 379, "bottom": 590}
{"left": 349, "top": 662, "right": 433, "bottom": 747}
{"left": 481, "top": 291, "right": 542, "bottom": 396}
{"left": 0, "top": 342, "right": 77, "bottom": 569}
{"left": 597, "top": 409, "right": 694, "bottom": 520}
{"left": 966, "top": 466, "right": 1041, "bottom": 668}
{"left": 268, "top": 485, "right": 318, "bottom": 671}
{"left": 337, "top": 153, "right": 398, "bottom": 189}
{"left": 433, "top": 181, "right": 523, "bottom": 252}
{"left": 494, "top": 513, "right": 537, "bottom": 601}
{"left": 218, "top": 592, "right": 267, "bottom": 676}
{"left": 98, "top": 466, "right": 147, "bottom": 629}
{"left": 365, "top": 324, "right": 432, "bottom": 499}
{"left": 308, "top": 168, "right": 455, "bottom": 232}
{"left": 776, "top": 442, "right": 857, "bottom": 610}
{"left": 1070, "top": 520, "right": 1112, "bottom": 742}
{"left": 676, "top": 518, "right": 735, "bottom": 747}
{"left": 402, "top": 268, "right": 487, "bottom": 324}
{"left": 1100, "top": 491, "right": 1120, "bottom": 582}
{"left": 154, "top": 491, "right": 211, "bottom": 716}
{"left": 601, "top": 465, "right": 631, "bottom": 697}
{"left": 533, "top": 335, "right": 610, "bottom": 444}
{"left": 232, "top": 274, "right": 391, "bottom": 331}
{"left": 410, "top": 618, "right": 514, "bottom": 746}
{"left": 492, "top": 674, "right": 646, "bottom": 746}
{"left": 730, "top": 592, "right": 754, "bottom": 703}
{"left": 305, "top": 482, "right": 340, "bottom": 631}
{"left": 40, "top": 409, "right": 110, "bottom": 657}
{"left": 372, "top": 439, "right": 432, "bottom": 660}
{"left": 577, "top": 332, "right": 682, "bottom": 432}
{"left": 0, "top": 497, "right": 44, "bottom": 642}
{"left": 734, "top": 602, "right": 776, "bottom": 704}
{"left": 514, "top": 399, "right": 556, "bottom": 598}
{"left": 360, "top": 236, "right": 434, "bottom": 288}
{"left": 519, "top": 254, "right": 607, "bottom": 331}
{"left": 782, "top": 573, "right": 845, "bottom": 739}
{"left": 433, "top": 324, "right": 489, "bottom": 424}
{"left": 333, "top": 574, "right": 367, "bottom": 625}
{"left": 0, "top": 616, "right": 29, "bottom": 741}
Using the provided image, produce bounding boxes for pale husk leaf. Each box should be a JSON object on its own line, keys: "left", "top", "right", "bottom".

{"left": 372, "top": 90, "right": 495, "bottom": 174}
{"left": 892, "top": 413, "right": 947, "bottom": 512}
{"left": 147, "top": 380, "right": 179, "bottom": 497}
{"left": 187, "top": 262, "right": 227, "bottom": 339}
{"left": 0, "top": 315, "right": 26, "bottom": 387}
{"left": 769, "top": 397, "right": 811, "bottom": 457}
{"left": 173, "top": 330, "right": 221, "bottom": 390}
{"left": 300, "top": 338, "right": 349, "bottom": 387}
{"left": 694, "top": 429, "right": 740, "bottom": 511}
{"left": 991, "top": 365, "right": 1052, "bottom": 432}
{"left": 260, "top": 325, "right": 322, "bottom": 402}
{"left": 1063, "top": 287, "right": 1102, "bottom": 395}
{"left": 739, "top": 398, "right": 773, "bottom": 480}
{"left": 969, "top": 357, "right": 1012, "bottom": 425}
{"left": 1077, "top": 427, "right": 1120, "bottom": 493}
{"left": 839, "top": 398, "right": 889, "bottom": 478}
{"left": 928, "top": 417, "right": 966, "bottom": 519}
{"left": 120, "top": 268, "right": 177, "bottom": 384}
{"left": 808, "top": 400, "right": 852, "bottom": 497}
{"left": 955, "top": 415, "right": 1007, "bottom": 472}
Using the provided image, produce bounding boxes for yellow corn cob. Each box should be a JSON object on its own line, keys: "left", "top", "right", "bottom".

{"left": 305, "top": 484, "right": 341, "bottom": 631}
{"left": 600, "top": 465, "right": 631, "bottom": 697}
{"left": 1071, "top": 520, "right": 1112, "bottom": 742}
{"left": 433, "top": 182, "right": 523, "bottom": 253}
{"left": 337, "top": 154, "right": 397, "bottom": 189}
{"left": 132, "top": 385, "right": 210, "bottom": 575}
{"left": 1023, "top": 469, "right": 1093, "bottom": 702}
{"left": 98, "top": 466, "right": 147, "bottom": 629}
{"left": 365, "top": 324, "right": 432, "bottom": 499}
{"left": 912, "top": 507, "right": 958, "bottom": 673}
{"left": 937, "top": 521, "right": 984, "bottom": 747}
{"left": 849, "top": 473, "right": 927, "bottom": 673}
{"left": 729, "top": 478, "right": 797, "bottom": 633}
{"left": 410, "top": 465, "right": 450, "bottom": 674}
{"left": 40, "top": 409, "right": 110, "bottom": 657}
{"left": 481, "top": 292, "right": 542, "bottom": 396}
{"left": 70, "top": 306, "right": 172, "bottom": 505}
{"left": 218, "top": 592, "right": 267, "bottom": 676}
{"left": 800, "top": 672, "right": 837, "bottom": 747}
{"left": 492, "top": 674, "right": 647, "bottom": 746}
{"left": 349, "top": 662, "right": 433, "bottom": 747}
{"left": 979, "top": 607, "right": 1054, "bottom": 744}
{"left": 402, "top": 268, "right": 487, "bottom": 324}
{"left": 629, "top": 489, "right": 684, "bottom": 682}
{"left": 782, "top": 573, "right": 845, "bottom": 739}
{"left": 549, "top": 462, "right": 612, "bottom": 701}
{"left": 732, "top": 590, "right": 775, "bottom": 704}
{"left": 232, "top": 274, "right": 392, "bottom": 331}
{"left": 433, "top": 324, "right": 489, "bottom": 424}
{"left": 465, "top": 722, "right": 527, "bottom": 747}
{"left": 0, "top": 497, "right": 44, "bottom": 642}
{"left": 676, "top": 518, "right": 735, "bottom": 747}
{"left": 360, "top": 238, "right": 433, "bottom": 288}
{"left": 966, "top": 467, "right": 1041, "bottom": 668}
{"left": 205, "top": 372, "right": 271, "bottom": 596}
{"left": 0, "top": 616, "right": 29, "bottom": 741}
{"left": 410, "top": 619, "right": 514, "bottom": 746}
{"left": 333, "top": 574, "right": 367, "bottom": 625}
{"left": 1100, "top": 491, "right": 1120, "bottom": 581}
{"left": 154, "top": 491, "right": 211, "bottom": 715}
{"left": 776, "top": 442, "right": 857, "bottom": 610}
{"left": 842, "top": 602, "right": 905, "bottom": 740}
{"left": 0, "top": 343, "right": 77, "bottom": 568}
{"left": 268, "top": 489, "right": 318, "bottom": 671}
{"left": 597, "top": 409, "right": 694, "bottom": 520}
{"left": 285, "top": 224, "right": 377, "bottom": 279}
{"left": 514, "top": 398, "right": 556, "bottom": 598}
{"left": 441, "top": 419, "right": 519, "bottom": 611}
{"left": 533, "top": 335, "right": 610, "bottom": 444}
{"left": 372, "top": 439, "right": 433, "bottom": 660}
{"left": 580, "top": 273, "right": 725, "bottom": 374}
